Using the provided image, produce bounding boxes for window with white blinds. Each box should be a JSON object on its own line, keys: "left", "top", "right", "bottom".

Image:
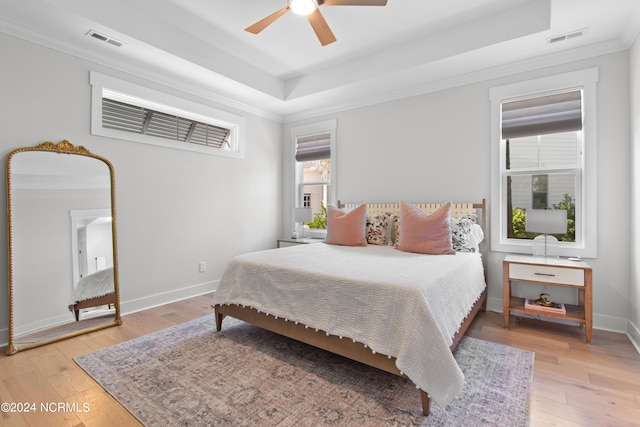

{"left": 294, "top": 132, "right": 330, "bottom": 162}
{"left": 90, "top": 71, "right": 245, "bottom": 157}
{"left": 490, "top": 68, "right": 598, "bottom": 258}
{"left": 291, "top": 120, "right": 337, "bottom": 236}
{"left": 501, "top": 90, "right": 582, "bottom": 140}
{"left": 102, "top": 98, "right": 231, "bottom": 149}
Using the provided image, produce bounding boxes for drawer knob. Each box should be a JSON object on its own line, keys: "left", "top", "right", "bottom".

{"left": 534, "top": 272, "right": 556, "bottom": 277}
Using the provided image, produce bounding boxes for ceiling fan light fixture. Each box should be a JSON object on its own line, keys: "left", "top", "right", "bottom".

{"left": 289, "top": 0, "right": 318, "bottom": 16}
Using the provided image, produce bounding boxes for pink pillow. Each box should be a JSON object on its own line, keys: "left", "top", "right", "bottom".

{"left": 398, "top": 202, "right": 455, "bottom": 255}
{"left": 326, "top": 204, "right": 368, "bottom": 246}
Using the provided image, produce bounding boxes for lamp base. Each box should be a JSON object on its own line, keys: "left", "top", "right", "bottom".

{"left": 293, "top": 222, "right": 310, "bottom": 239}
{"left": 532, "top": 234, "right": 559, "bottom": 258}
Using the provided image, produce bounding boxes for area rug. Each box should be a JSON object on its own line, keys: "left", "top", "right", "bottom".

{"left": 75, "top": 316, "right": 534, "bottom": 426}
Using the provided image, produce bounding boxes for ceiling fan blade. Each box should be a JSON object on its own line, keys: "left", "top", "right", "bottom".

{"left": 245, "top": 6, "right": 290, "bottom": 34}
{"left": 307, "top": 8, "right": 337, "bottom": 46}
{"left": 320, "top": 0, "right": 387, "bottom": 5}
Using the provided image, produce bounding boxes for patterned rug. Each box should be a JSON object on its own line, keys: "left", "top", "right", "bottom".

{"left": 75, "top": 316, "right": 534, "bottom": 426}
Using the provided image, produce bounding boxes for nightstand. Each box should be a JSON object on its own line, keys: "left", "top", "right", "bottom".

{"left": 277, "top": 238, "right": 324, "bottom": 248}
{"left": 503, "top": 254, "right": 593, "bottom": 343}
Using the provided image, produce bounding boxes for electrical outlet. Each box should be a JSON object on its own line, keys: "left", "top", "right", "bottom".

{"left": 199, "top": 261, "right": 206, "bottom": 272}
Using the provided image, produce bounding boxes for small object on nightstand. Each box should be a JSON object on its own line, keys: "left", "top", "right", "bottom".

{"left": 524, "top": 295, "right": 566, "bottom": 314}
{"left": 535, "top": 292, "right": 554, "bottom": 307}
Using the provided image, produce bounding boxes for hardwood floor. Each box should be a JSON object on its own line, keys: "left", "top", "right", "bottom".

{"left": 1, "top": 294, "right": 639, "bottom": 426}
{"left": 467, "top": 312, "right": 640, "bottom": 427}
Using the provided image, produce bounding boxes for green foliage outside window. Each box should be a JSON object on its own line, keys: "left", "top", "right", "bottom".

{"left": 306, "top": 202, "right": 327, "bottom": 229}
{"left": 511, "top": 194, "right": 575, "bottom": 242}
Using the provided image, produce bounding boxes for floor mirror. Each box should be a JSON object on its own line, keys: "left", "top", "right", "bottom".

{"left": 6, "top": 140, "right": 121, "bottom": 355}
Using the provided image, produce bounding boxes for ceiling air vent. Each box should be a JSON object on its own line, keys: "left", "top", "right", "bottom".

{"left": 86, "top": 30, "right": 125, "bottom": 48}
{"left": 548, "top": 28, "right": 587, "bottom": 44}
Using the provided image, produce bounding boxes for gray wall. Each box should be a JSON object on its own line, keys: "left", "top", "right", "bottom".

{"left": 284, "top": 50, "right": 635, "bottom": 337}
{"left": 0, "top": 32, "right": 283, "bottom": 343}
{"left": 1, "top": 29, "right": 638, "bottom": 350}
{"left": 630, "top": 35, "right": 640, "bottom": 348}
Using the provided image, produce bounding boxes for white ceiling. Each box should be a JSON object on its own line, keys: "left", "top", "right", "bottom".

{"left": 1, "top": 0, "right": 639, "bottom": 122}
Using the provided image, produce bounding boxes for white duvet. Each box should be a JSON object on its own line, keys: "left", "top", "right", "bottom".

{"left": 68, "top": 267, "right": 114, "bottom": 309}
{"left": 212, "top": 243, "right": 486, "bottom": 408}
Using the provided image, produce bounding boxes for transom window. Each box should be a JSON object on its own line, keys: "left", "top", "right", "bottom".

{"left": 90, "top": 71, "right": 245, "bottom": 157}
{"left": 102, "top": 98, "right": 232, "bottom": 149}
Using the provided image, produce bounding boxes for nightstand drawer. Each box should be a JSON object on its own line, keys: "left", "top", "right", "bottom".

{"left": 509, "top": 263, "right": 584, "bottom": 286}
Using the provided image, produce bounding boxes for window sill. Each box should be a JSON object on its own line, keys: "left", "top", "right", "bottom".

{"left": 309, "top": 229, "right": 327, "bottom": 239}
{"left": 491, "top": 238, "right": 595, "bottom": 259}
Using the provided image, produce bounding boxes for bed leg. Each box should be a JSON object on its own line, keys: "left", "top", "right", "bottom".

{"left": 214, "top": 310, "right": 224, "bottom": 332}
{"left": 420, "top": 390, "right": 430, "bottom": 416}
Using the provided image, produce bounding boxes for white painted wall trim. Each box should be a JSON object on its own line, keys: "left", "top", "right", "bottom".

{"left": 628, "top": 320, "right": 640, "bottom": 354}
{"left": 486, "top": 296, "right": 636, "bottom": 345}
{"left": 0, "top": 280, "right": 219, "bottom": 348}
{"left": 90, "top": 71, "right": 246, "bottom": 158}
{"left": 119, "top": 280, "right": 219, "bottom": 316}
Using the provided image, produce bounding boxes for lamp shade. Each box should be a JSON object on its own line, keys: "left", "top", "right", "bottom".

{"left": 525, "top": 209, "right": 567, "bottom": 234}
{"left": 294, "top": 207, "right": 313, "bottom": 223}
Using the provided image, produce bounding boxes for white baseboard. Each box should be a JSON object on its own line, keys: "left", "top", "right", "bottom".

{"left": 3, "top": 289, "right": 637, "bottom": 357}
{"left": 486, "top": 296, "right": 503, "bottom": 314}
{"left": 627, "top": 320, "right": 640, "bottom": 355}
{"left": 120, "top": 280, "right": 219, "bottom": 316}
{"left": 486, "top": 296, "right": 633, "bottom": 337}
{"left": 592, "top": 313, "right": 630, "bottom": 334}
{"left": 0, "top": 280, "right": 220, "bottom": 350}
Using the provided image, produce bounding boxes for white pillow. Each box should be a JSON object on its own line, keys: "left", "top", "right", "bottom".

{"left": 468, "top": 224, "right": 485, "bottom": 252}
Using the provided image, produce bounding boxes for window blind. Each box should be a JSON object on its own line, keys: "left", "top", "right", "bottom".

{"left": 501, "top": 90, "right": 582, "bottom": 140}
{"left": 295, "top": 132, "right": 330, "bottom": 162}
{"left": 102, "top": 98, "right": 230, "bottom": 149}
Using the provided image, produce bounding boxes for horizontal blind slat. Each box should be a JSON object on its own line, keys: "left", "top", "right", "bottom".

{"left": 102, "top": 96, "right": 231, "bottom": 149}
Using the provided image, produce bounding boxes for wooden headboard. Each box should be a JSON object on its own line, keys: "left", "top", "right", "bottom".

{"left": 337, "top": 199, "right": 487, "bottom": 233}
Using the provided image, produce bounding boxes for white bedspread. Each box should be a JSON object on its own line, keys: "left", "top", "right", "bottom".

{"left": 212, "top": 243, "right": 486, "bottom": 408}
{"left": 68, "top": 267, "right": 114, "bottom": 309}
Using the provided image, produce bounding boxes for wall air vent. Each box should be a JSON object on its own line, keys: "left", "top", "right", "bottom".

{"left": 86, "top": 30, "right": 125, "bottom": 48}
{"left": 548, "top": 28, "right": 588, "bottom": 44}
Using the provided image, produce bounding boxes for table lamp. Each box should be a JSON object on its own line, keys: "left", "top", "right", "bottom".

{"left": 525, "top": 209, "right": 567, "bottom": 258}
{"left": 293, "top": 207, "right": 313, "bottom": 239}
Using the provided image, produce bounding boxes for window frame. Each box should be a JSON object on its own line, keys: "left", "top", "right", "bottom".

{"left": 490, "top": 68, "right": 598, "bottom": 257}
{"left": 291, "top": 120, "right": 337, "bottom": 237}
{"left": 90, "top": 71, "right": 245, "bottom": 158}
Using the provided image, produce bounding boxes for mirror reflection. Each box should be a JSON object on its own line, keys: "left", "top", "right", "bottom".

{"left": 7, "top": 141, "right": 121, "bottom": 355}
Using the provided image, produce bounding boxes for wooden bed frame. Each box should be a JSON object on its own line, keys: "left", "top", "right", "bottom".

{"left": 214, "top": 199, "right": 487, "bottom": 417}
{"left": 71, "top": 292, "right": 116, "bottom": 321}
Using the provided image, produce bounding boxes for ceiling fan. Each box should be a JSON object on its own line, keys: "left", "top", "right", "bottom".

{"left": 245, "top": 0, "right": 388, "bottom": 46}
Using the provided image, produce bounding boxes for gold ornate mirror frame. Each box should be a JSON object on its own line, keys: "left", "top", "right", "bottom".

{"left": 6, "top": 140, "right": 122, "bottom": 355}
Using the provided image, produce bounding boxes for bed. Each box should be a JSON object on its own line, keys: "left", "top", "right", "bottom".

{"left": 212, "top": 200, "right": 487, "bottom": 416}
{"left": 68, "top": 267, "right": 116, "bottom": 321}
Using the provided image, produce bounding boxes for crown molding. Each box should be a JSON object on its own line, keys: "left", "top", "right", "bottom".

{"left": 0, "top": 19, "right": 285, "bottom": 123}
{"left": 282, "top": 38, "right": 629, "bottom": 123}
{"left": 1, "top": 14, "right": 633, "bottom": 125}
